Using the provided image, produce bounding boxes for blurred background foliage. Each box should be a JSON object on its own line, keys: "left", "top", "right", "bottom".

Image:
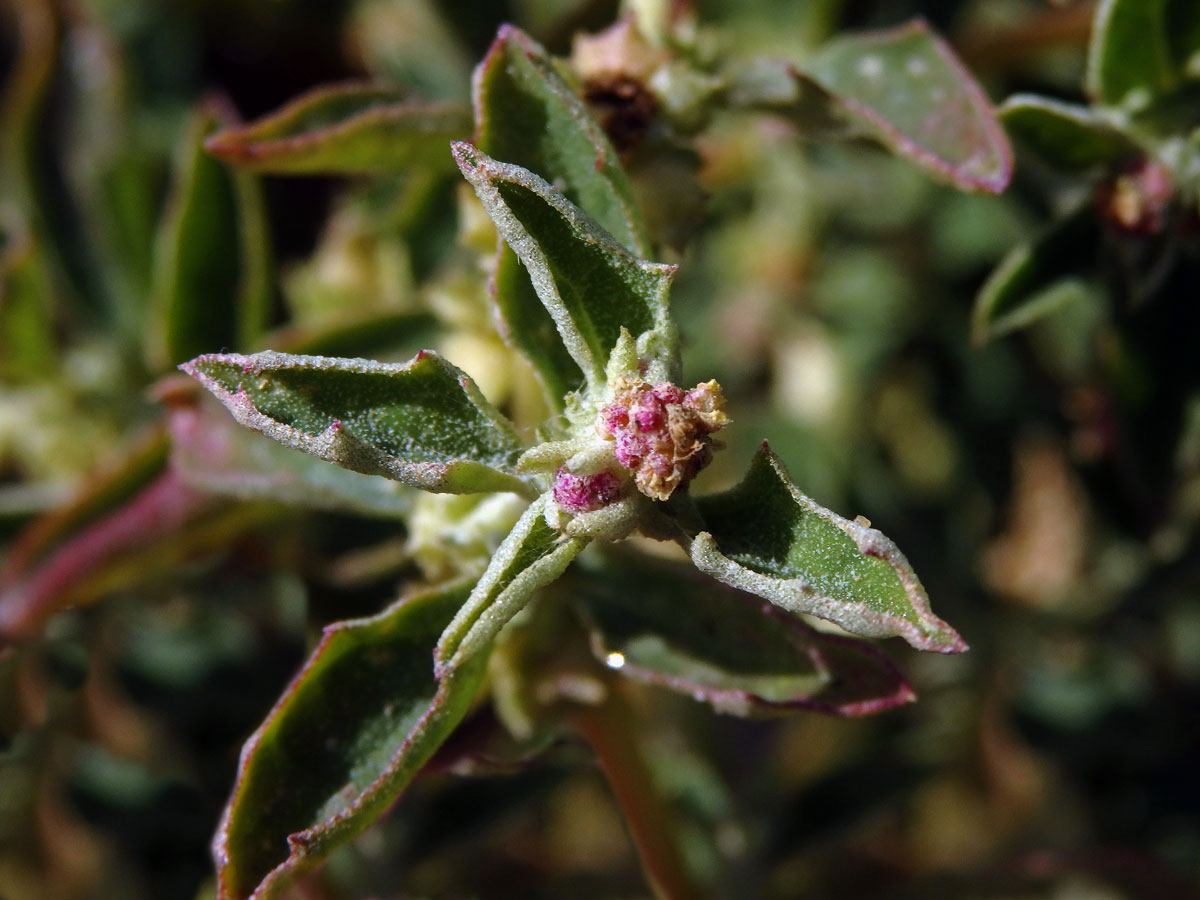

{"left": 1, "top": 0, "right": 1198, "bottom": 897}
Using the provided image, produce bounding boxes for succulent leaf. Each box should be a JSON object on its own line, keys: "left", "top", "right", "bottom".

{"left": 213, "top": 581, "right": 488, "bottom": 900}
{"left": 204, "top": 83, "right": 471, "bottom": 174}
{"left": 181, "top": 350, "right": 533, "bottom": 496}
{"left": 692, "top": 444, "right": 966, "bottom": 654}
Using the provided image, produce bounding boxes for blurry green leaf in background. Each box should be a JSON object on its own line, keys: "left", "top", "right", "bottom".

{"left": 1, "top": 1, "right": 1199, "bottom": 899}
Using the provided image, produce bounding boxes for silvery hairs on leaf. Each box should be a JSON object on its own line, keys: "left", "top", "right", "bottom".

{"left": 181, "top": 350, "right": 535, "bottom": 497}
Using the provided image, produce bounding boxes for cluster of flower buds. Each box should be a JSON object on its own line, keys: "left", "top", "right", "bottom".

{"left": 596, "top": 376, "right": 728, "bottom": 501}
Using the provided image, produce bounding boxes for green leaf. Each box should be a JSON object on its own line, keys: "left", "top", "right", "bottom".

{"left": 204, "top": 83, "right": 471, "bottom": 174}
{"left": 0, "top": 219, "right": 55, "bottom": 380}
{"left": 2, "top": 1, "right": 157, "bottom": 329}
{"left": 724, "top": 58, "right": 848, "bottom": 143}
{"left": 474, "top": 25, "right": 650, "bottom": 255}
{"left": 56, "top": 27, "right": 163, "bottom": 336}
{"left": 348, "top": 0, "right": 473, "bottom": 102}
{"left": 167, "top": 397, "right": 412, "bottom": 519}
{"left": 0, "top": 0, "right": 54, "bottom": 226}
{"left": 1086, "top": 0, "right": 1176, "bottom": 109}
{"left": 691, "top": 444, "right": 966, "bottom": 654}
{"left": 1000, "top": 95, "right": 1137, "bottom": 170}
{"left": 436, "top": 494, "right": 586, "bottom": 674}
{"left": 180, "top": 350, "right": 534, "bottom": 496}
{"left": 1166, "top": 0, "right": 1200, "bottom": 79}
{"left": 800, "top": 19, "right": 1012, "bottom": 193}
{"left": 571, "top": 553, "right": 915, "bottom": 717}
{"left": 470, "top": 26, "right": 657, "bottom": 406}
{"left": 492, "top": 244, "right": 584, "bottom": 409}
{"left": 972, "top": 205, "right": 1101, "bottom": 344}
{"left": 213, "top": 580, "right": 489, "bottom": 900}
{"left": 150, "top": 101, "right": 273, "bottom": 369}
{"left": 453, "top": 143, "right": 676, "bottom": 392}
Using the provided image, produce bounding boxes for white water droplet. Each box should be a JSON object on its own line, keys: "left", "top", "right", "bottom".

{"left": 605, "top": 651, "right": 626, "bottom": 669}
{"left": 858, "top": 56, "right": 883, "bottom": 79}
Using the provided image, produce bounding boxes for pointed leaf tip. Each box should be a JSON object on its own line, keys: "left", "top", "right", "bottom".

{"left": 451, "top": 139, "right": 480, "bottom": 172}
{"left": 693, "top": 444, "right": 966, "bottom": 654}
{"left": 453, "top": 146, "right": 676, "bottom": 391}
{"left": 470, "top": 25, "right": 649, "bottom": 254}
{"left": 205, "top": 82, "right": 470, "bottom": 174}
{"left": 181, "top": 350, "right": 533, "bottom": 496}
{"left": 801, "top": 18, "right": 1012, "bottom": 194}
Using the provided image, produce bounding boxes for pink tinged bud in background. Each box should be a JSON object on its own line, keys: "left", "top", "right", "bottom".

{"left": 1095, "top": 158, "right": 1174, "bottom": 237}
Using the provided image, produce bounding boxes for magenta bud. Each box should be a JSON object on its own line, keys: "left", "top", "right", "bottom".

{"left": 652, "top": 383, "right": 684, "bottom": 404}
{"left": 553, "top": 467, "right": 622, "bottom": 513}
{"left": 634, "top": 403, "right": 664, "bottom": 431}
{"left": 600, "top": 404, "right": 629, "bottom": 435}
{"left": 614, "top": 431, "right": 647, "bottom": 467}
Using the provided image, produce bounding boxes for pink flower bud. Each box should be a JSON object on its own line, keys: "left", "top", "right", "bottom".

{"left": 598, "top": 404, "right": 629, "bottom": 437}
{"left": 614, "top": 431, "right": 647, "bottom": 467}
{"left": 552, "top": 467, "right": 622, "bottom": 513}
{"left": 634, "top": 401, "right": 664, "bottom": 431}
{"left": 652, "top": 383, "right": 683, "bottom": 404}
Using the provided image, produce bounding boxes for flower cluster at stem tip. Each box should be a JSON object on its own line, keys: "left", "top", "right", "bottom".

{"left": 551, "top": 375, "right": 729, "bottom": 514}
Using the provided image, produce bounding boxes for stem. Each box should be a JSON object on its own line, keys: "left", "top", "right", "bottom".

{"left": 573, "top": 681, "right": 705, "bottom": 900}
{"left": 435, "top": 495, "right": 588, "bottom": 676}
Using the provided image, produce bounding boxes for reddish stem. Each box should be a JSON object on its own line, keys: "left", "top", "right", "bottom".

{"left": 573, "top": 682, "right": 704, "bottom": 900}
